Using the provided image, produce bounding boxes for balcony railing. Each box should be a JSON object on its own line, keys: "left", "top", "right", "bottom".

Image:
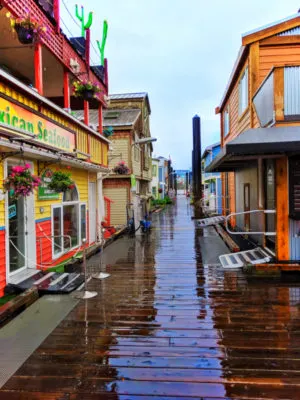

{"left": 253, "top": 65, "right": 300, "bottom": 127}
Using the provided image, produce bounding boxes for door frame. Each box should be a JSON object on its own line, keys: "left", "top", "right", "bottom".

{"left": 88, "top": 181, "right": 97, "bottom": 244}
{"left": 5, "top": 158, "right": 36, "bottom": 279}
{"left": 244, "top": 183, "right": 250, "bottom": 232}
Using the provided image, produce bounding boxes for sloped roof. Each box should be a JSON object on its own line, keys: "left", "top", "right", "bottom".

{"left": 218, "top": 13, "right": 300, "bottom": 111}
{"left": 73, "top": 109, "right": 141, "bottom": 128}
{"left": 109, "top": 93, "right": 148, "bottom": 100}
{"left": 109, "top": 92, "right": 151, "bottom": 114}
{"left": 242, "top": 13, "right": 300, "bottom": 44}
{"left": 202, "top": 141, "right": 220, "bottom": 158}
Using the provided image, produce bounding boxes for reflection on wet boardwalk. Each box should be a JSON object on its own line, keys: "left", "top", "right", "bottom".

{"left": 2, "top": 196, "right": 300, "bottom": 398}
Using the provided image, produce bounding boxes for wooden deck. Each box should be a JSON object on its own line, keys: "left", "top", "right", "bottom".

{"left": 1, "top": 197, "right": 300, "bottom": 398}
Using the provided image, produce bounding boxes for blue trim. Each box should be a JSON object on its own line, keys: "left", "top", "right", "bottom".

{"left": 36, "top": 217, "right": 51, "bottom": 224}
{"left": 0, "top": 226, "right": 5, "bottom": 231}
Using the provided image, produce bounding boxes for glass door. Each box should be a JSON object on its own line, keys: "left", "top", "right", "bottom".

{"left": 8, "top": 166, "right": 27, "bottom": 274}
{"left": 264, "top": 159, "right": 276, "bottom": 252}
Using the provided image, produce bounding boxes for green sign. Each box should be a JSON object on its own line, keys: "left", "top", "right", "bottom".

{"left": 38, "top": 169, "right": 60, "bottom": 200}
{"left": 131, "top": 174, "right": 136, "bottom": 192}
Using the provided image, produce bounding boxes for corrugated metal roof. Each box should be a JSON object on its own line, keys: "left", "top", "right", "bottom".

{"left": 242, "top": 13, "right": 300, "bottom": 38}
{"left": 109, "top": 93, "right": 148, "bottom": 100}
{"left": 72, "top": 109, "right": 141, "bottom": 128}
{"left": 278, "top": 26, "right": 300, "bottom": 36}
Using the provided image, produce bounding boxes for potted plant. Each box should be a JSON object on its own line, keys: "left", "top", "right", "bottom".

{"left": 6, "top": 10, "right": 48, "bottom": 45}
{"left": 103, "top": 126, "right": 113, "bottom": 138}
{"left": 113, "top": 161, "right": 130, "bottom": 175}
{"left": 73, "top": 79, "right": 103, "bottom": 101}
{"left": 47, "top": 169, "right": 74, "bottom": 193}
{"left": 158, "top": 188, "right": 163, "bottom": 194}
{"left": 4, "top": 164, "right": 41, "bottom": 199}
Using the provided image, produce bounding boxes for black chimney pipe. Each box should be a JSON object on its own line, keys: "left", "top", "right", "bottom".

{"left": 192, "top": 115, "right": 203, "bottom": 217}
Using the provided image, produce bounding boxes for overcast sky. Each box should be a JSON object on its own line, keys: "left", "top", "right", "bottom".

{"left": 61, "top": 0, "right": 300, "bottom": 169}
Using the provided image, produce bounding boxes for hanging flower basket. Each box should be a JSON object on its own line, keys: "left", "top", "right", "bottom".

{"left": 103, "top": 126, "right": 114, "bottom": 138}
{"left": 158, "top": 188, "right": 163, "bottom": 193}
{"left": 6, "top": 11, "right": 48, "bottom": 45}
{"left": 3, "top": 164, "right": 41, "bottom": 199}
{"left": 73, "top": 79, "right": 103, "bottom": 102}
{"left": 14, "top": 24, "right": 34, "bottom": 44}
{"left": 113, "top": 161, "right": 130, "bottom": 175}
{"left": 47, "top": 170, "right": 74, "bottom": 193}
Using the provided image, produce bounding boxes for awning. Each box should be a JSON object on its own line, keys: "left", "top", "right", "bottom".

{"left": 205, "top": 126, "right": 300, "bottom": 172}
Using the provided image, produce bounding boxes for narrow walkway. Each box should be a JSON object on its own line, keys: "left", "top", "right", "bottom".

{"left": 1, "top": 197, "right": 300, "bottom": 399}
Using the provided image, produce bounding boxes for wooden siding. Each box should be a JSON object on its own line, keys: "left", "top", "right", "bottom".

{"left": 108, "top": 138, "right": 130, "bottom": 171}
{"left": 34, "top": 165, "right": 89, "bottom": 221}
{"left": 259, "top": 45, "right": 300, "bottom": 83}
{"left": 223, "top": 63, "right": 251, "bottom": 145}
{"left": 90, "top": 136, "right": 102, "bottom": 165}
{"left": 103, "top": 187, "right": 128, "bottom": 225}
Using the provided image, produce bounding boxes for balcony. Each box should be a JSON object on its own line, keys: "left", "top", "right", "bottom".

{"left": 253, "top": 65, "right": 300, "bottom": 127}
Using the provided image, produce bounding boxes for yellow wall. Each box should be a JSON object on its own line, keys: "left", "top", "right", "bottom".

{"left": 34, "top": 162, "right": 89, "bottom": 221}
{"left": 0, "top": 163, "right": 4, "bottom": 227}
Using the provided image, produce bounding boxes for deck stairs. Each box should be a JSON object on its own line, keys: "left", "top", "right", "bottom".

{"left": 7, "top": 271, "right": 84, "bottom": 295}
{"left": 219, "top": 247, "right": 272, "bottom": 269}
{"left": 195, "top": 216, "right": 225, "bottom": 228}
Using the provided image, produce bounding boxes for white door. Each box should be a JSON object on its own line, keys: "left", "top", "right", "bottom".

{"left": 89, "top": 182, "right": 97, "bottom": 243}
{"left": 6, "top": 161, "right": 36, "bottom": 276}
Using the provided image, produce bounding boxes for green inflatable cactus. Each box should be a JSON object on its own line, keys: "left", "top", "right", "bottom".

{"left": 75, "top": 4, "right": 93, "bottom": 37}
{"left": 97, "top": 20, "right": 108, "bottom": 66}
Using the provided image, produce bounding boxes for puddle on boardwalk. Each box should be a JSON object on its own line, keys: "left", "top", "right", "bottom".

{"left": 2, "top": 196, "right": 300, "bottom": 399}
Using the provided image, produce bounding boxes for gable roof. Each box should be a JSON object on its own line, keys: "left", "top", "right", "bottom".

{"left": 242, "top": 13, "right": 300, "bottom": 45}
{"left": 109, "top": 92, "right": 151, "bottom": 114}
{"left": 202, "top": 141, "right": 220, "bottom": 158}
{"left": 73, "top": 108, "right": 141, "bottom": 129}
{"left": 218, "top": 13, "right": 300, "bottom": 112}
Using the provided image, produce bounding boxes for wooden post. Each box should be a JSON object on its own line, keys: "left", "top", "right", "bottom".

{"left": 276, "top": 157, "right": 289, "bottom": 260}
{"left": 84, "top": 100, "right": 89, "bottom": 126}
{"left": 54, "top": 0, "right": 60, "bottom": 33}
{"left": 34, "top": 43, "right": 43, "bottom": 95}
{"left": 104, "top": 58, "right": 109, "bottom": 93}
{"left": 274, "top": 68, "right": 284, "bottom": 122}
{"left": 98, "top": 104, "right": 103, "bottom": 134}
{"left": 63, "top": 70, "right": 70, "bottom": 110}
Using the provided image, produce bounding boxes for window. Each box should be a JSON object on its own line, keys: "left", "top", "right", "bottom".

{"left": 224, "top": 108, "right": 230, "bottom": 136}
{"left": 52, "top": 185, "right": 87, "bottom": 258}
{"left": 239, "top": 67, "right": 248, "bottom": 115}
{"left": 134, "top": 146, "right": 140, "bottom": 162}
{"left": 152, "top": 165, "right": 157, "bottom": 176}
{"left": 152, "top": 187, "right": 157, "bottom": 196}
{"left": 136, "top": 180, "right": 140, "bottom": 194}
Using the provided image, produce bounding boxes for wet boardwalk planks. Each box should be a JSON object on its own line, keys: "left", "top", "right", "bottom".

{"left": 1, "top": 197, "right": 300, "bottom": 398}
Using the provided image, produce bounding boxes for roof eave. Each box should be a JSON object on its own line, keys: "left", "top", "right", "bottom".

{"left": 242, "top": 14, "right": 300, "bottom": 46}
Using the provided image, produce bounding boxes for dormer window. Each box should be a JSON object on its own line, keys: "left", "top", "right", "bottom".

{"left": 239, "top": 67, "right": 248, "bottom": 115}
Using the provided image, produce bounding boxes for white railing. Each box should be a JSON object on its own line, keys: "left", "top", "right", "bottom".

{"left": 225, "top": 209, "right": 276, "bottom": 236}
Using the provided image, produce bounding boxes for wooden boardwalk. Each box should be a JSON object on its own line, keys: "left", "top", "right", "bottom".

{"left": 1, "top": 197, "right": 300, "bottom": 398}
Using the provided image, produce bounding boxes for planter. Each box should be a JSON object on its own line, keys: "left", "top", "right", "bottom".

{"left": 14, "top": 24, "right": 34, "bottom": 44}
{"left": 82, "top": 89, "right": 95, "bottom": 102}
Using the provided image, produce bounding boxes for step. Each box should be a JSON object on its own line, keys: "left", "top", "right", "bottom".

{"left": 7, "top": 271, "right": 84, "bottom": 295}
{"left": 219, "top": 247, "right": 272, "bottom": 269}
{"left": 195, "top": 216, "right": 225, "bottom": 228}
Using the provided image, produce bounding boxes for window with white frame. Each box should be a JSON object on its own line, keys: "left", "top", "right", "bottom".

{"left": 223, "top": 107, "right": 230, "bottom": 136}
{"left": 239, "top": 67, "right": 248, "bottom": 115}
{"left": 52, "top": 186, "right": 86, "bottom": 258}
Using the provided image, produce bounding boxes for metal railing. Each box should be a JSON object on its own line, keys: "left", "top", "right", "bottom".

{"left": 37, "top": 235, "right": 72, "bottom": 266}
{"left": 225, "top": 209, "right": 276, "bottom": 236}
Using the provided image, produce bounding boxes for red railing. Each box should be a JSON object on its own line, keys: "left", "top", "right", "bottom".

{"left": 104, "top": 196, "right": 113, "bottom": 227}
